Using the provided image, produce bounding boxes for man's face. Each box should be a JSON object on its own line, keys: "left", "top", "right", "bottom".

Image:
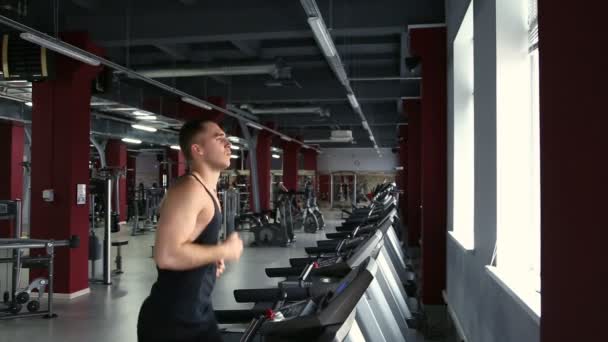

{"left": 192, "top": 122, "right": 232, "bottom": 170}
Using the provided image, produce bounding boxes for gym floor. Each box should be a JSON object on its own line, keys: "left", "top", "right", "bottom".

{"left": 0, "top": 211, "right": 430, "bottom": 342}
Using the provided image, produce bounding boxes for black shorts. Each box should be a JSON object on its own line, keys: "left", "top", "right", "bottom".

{"left": 138, "top": 305, "right": 223, "bottom": 342}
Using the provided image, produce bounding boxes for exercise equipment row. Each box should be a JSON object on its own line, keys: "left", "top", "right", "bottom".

{"left": 212, "top": 182, "right": 419, "bottom": 341}
{"left": 0, "top": 200, "right": 80, "bottom": 320}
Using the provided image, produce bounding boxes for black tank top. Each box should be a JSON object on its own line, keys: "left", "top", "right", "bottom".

{"left": 143, "top": 174, "right": 222, "bottom": 324}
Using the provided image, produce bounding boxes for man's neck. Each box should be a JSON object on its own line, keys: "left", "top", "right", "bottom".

{"left": 190, "top": 163, "right": 220, "bottom": 192}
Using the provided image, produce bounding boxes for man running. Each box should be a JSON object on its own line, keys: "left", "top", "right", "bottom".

{"left": 138, "top": 119, "right": 244, "bottom": 342}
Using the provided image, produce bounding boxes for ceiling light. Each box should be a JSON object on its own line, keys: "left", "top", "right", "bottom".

{"left": 361, "top": 121, "right": 369, "bottom": 130}
{"left": 121, "top": 138, "right": 142, "bottom": 144}
{"left": 138, "top": 115, "right": 157, "bottom": 121}
{"left": 107, "top": 107, "right": 138, "bottom": 111}
{"left": 170, "top": 145, "right": 180, "bottom": 150}
{"left": 227, "top": 136, "right": 240, "bottom": 143}
{"left": 272, "top": 154, "right": 281, "bottom": 159}
{"left": 347, "top": 93, "right": 360, "bottom": 109}
{"left": 181, "top": 97, "right": 213, "bottom": 110}
{"left": 369, "top": 135, "right": 375, "bottom": 142}
{"left": 133, "top": 110, "right": 152, "bottom": 116}
{"left": 20, "top": 32, "right": 101, "bottom": 66}
{"left": 308, "top": 17, "right": 337, "bottom": 57}
{"left": 230, "top": 145, "right": 241, "bottom": 150}
{"left": 131, "top": 124, "right": 157, "bottom": 132}
{"left": 281, "top": 136, "right": 293, "bottom": 142}
{"left": 246, "top": 122, "right": 263, "bottom": 130}
{"left": 271, "top": 147, "right": 281, "bottom": 152}
{"left": 230, "top": 154, "right": 239, "bottom": 159}
{"left": 25, "top": 102, "right": 32, "bottom": 107}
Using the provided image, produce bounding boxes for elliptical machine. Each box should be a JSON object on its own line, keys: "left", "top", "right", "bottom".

{"left": 250, "top": 191, "right": 295, "bottom": 247}
{"left": 295, "top": 179, "right": 325, "bottom": 233}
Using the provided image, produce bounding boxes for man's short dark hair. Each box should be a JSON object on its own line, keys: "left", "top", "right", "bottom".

{"left": 179, "top": 119, "right": 214, "bottom": 161}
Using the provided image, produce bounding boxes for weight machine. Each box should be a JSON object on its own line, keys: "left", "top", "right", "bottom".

{"left": 0, "top": 200, "right": 80, "bottom": 319}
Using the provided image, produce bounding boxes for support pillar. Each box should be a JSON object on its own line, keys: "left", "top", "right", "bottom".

{"left": 126, "top": 152, "right": 137, "bottom": 220}
{"left": 106, "top": 140, "right": 127, "bottom": 222}
{"left": 30, "top": 32, "right": 102, "bottom": 294}
{"left": 398, "top": 124, "right": 408, "bottom": 237}
{"left": 539, "top": 1, "right": 606, "bottom": 340}
{"left": 406, "top": 99, "right": 422, "bottom": 247}
{"left": 282, "top": 139, "right": 301, "bottom": 192}
{"left": 0, "top": 121, "right": 24, "bottom": 238}
{"left": 167, "top": 148, "right": 186, "bottom": 182}
{"left": 255, "top": 123, "right": 274, "bottom": 211}
{"left": 302, "top": 149, "right": 318, "bottom": 190}
{"left": 410, "top": 27, "right": 448, "bottom": 305}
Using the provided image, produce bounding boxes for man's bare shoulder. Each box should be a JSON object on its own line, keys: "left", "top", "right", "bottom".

{"left": 163, "top": 177, "right": 205, "bottom": 206}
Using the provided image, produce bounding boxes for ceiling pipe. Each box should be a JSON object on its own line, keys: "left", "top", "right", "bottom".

{"left": 132, "top": 63, "right": 284, "bottom": 79}
{"left": 240, "top": 104, "right": 329, "bottom": 116}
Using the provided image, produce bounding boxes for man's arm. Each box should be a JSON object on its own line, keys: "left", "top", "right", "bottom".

{"left": 154, "top": 179, "right": 242, "bottom": 271}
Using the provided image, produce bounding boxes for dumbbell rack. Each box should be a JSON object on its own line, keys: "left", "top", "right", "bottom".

{"left": 0, "top": 199, "right": 78, "bottom": 320}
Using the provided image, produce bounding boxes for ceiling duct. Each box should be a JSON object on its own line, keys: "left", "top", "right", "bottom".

{"left": 131, "top": 63, "right": 289, "bottom": 79}
{"left": 240, "top": 104, "right": 330, "bottom": 117}
{"left": 304, "top": 130, "right": 354, "bottom": 144}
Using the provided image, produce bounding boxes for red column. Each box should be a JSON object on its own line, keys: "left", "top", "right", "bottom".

{"left": 255, "top": 123, "right": 274, "bottom": 211}
{"left": 127, "top": 152, "right": 137, "bottom": 219}
{"left": 398, "top": 124, "right": 408, "bottom": 236}
{"left": 30, "top": 32, "right": 102, "bottom": 294}
{"left": 282, "top": 140, "right": 301, "bottom": 192}
{"left": 539, "top": 1, "right": 606, "bottom": 341}
{"left": 106, "top": 140, "right": 127, "bottom": 222}
{"left": 0, "top": 121, "right": 24, "bottom": 238}
{"left": 168, "top": 147, "right": 186, "bottom": 181}
{"left": 406, "top": 99, "right": 422, "bottom": 247}
{"left": 410, "top": 27, "right": 447, "bottom": 305}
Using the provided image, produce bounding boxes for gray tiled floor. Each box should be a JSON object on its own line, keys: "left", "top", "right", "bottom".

{"left": 0, "top": 215, "right": 337, "bottom": 341}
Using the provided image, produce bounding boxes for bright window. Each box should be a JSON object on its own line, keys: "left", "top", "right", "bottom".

{"left": 451, "top": 0, "right": 475, "bottom": 250}
{"left": 493, "top": 0, "right": 540, "bottom": 319}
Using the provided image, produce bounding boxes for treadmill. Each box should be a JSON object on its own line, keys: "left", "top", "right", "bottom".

{"left": 216, "top": 258, "right": 377, "bottom": 342}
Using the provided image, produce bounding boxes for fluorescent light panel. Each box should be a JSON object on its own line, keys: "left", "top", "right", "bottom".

{"left": 230, "top": 154, "right": 239, "bottom": 159}
{"left": 181, "top": 97, "right": 213, "bottom": 110}
{"left": 170, "top": 145, "right": 180, "bottom": 150}
{"left": 20, "top": 32, "right": 101, "bottom": 66}
{"left": 272, "top": 154, "right": 281, "bottom": 159}
{"left": 230, "top": 145, "right": 241, "bottom": 150}
{"left": 122, "top": 138, "right": 142, "bottom": 144}
{"left": 131, "top": 124, "right": 157, "bottom": 132}
{"left": 246, "top": 122, "right": 263, "bottom": 130}
{"left": 308, "top": 17, "right": 337, "bottom": 57}
{"left": 347, "top": 93, "right": 360, "bottom": 109}
{"left": 138, "top": 115, "right": 157, "bottom": 121}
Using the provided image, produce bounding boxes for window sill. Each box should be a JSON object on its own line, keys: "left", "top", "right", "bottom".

{"left": 448, "top": 231, "right": 475, "bottom": 251}
{"left": 485, "top": 266, "right": 541, "bottom": 325}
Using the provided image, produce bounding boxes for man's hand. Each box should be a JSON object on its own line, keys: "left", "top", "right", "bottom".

{"left": 221, "top": 233, "right": 244, "bottom": 261}
{"left": 216, "top": 259, "right": 225, "bottom": 278}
